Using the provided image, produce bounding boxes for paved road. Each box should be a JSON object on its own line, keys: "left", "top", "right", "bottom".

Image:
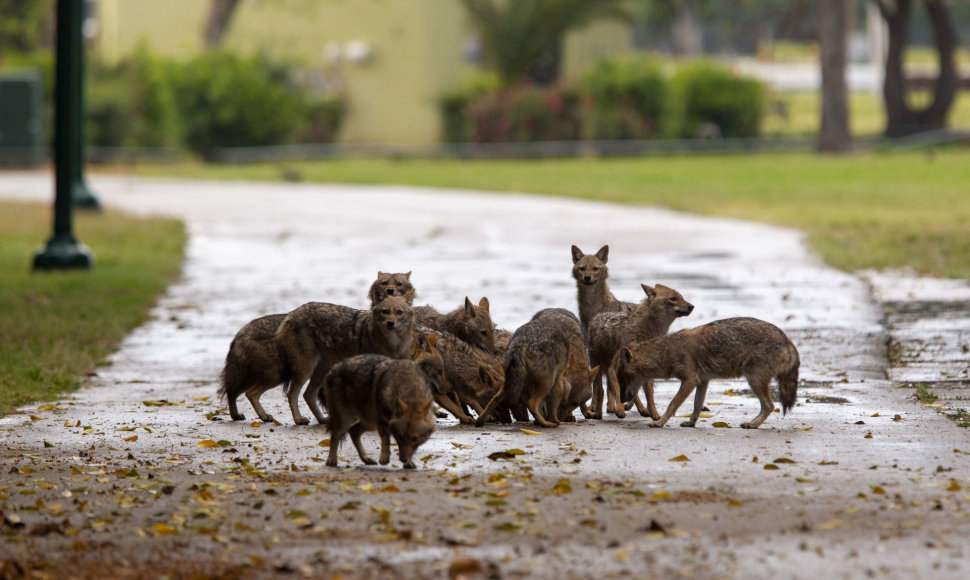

{"left": 2, "top": 173, "right": 968, "bottom": 578}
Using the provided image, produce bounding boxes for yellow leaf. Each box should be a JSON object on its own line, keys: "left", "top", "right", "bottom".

{"left": 451, "top": 442, "right": 473, "bottom": 449}
{"left": 727, "top": 499, "right": 743, "bottom": 507}
{"left": 797, "top": 426, "right": 814, "bottom": 431}
{"left": 773, "top": 458, "right": 795, "bottom": 464}
{"left": 817, "top": 520, "right": 843, "bottom": 530}
{"left": 796, "top": 477, "right": 816, "bottom": 483}
{"left": 250, "top": 422, "right": 262, "bottom": 428}
{"left": 764, "top": 464, "right": 779, "bottom": 470}
{"left": 871, "top": 413, "right": 880, "bottom": 417}
{"left": 864, "top": 433, "right": 873, "bottom": 439}
{"left": 151, "top": 523, "right": 178, "bottom": 535}
{"left": 947, "top": 482, "right": 961, "bottom": 492}
{"left": 520, "top": 429, "right": 542, "bottom": 436}
{"left": 29, "top": 415, "right": 43, "bottom": 421}
{"left": 318, "top": 439, "right": 331, "bottom": 447}
{"left": 698, "top": 413, "right": 714, "bottom": 419}
{"left": 872, "top": 486, "right": 886, "bottom": 494}
{"left": 123, "top": 435, "right": 138, "bottom": 442}
{"left": 712, "top": 422, "right": 729, "bottom": 428}
{"left": 197, "top": 440, "right": 220, "bottom": 448}
{"left": 668, "top": 455, "right": 689, "bottom": 462}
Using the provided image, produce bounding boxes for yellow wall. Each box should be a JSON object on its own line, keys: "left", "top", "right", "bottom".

{"left": 95, "top": 0, "right": 631, "bottom": 145}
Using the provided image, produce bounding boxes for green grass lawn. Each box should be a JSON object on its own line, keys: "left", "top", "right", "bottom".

{"left": 0, "top": 201, "right": 186, "bottom": 415}
{"left": 137, "top": 150, "right": 970, "bottom": 279}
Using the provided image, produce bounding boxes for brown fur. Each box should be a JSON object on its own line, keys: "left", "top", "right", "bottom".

{"left": 410, "top": 330, "right": 472, "bottom": 424}
{"left": 368, "top": 271, "right": 415, "bottom": 307}
{"left": 611, "top": 317, "right": 800, "bottom": 429}
{"left": 276, "top": 290, "right": 416, "bottom": 425}
{"left": 588, "top": 283, "right": 693, "bottom": 419}
{"left": 571, "top": 244, "right": 636, "bottom": 333}
{"left": 476, "top": 309, "right": 593, "bottom": 428}
{"left": 421, "top": 327, "right": 505, "bottom": 423}
{"left": 218, "top": 314, "right": 289, "bottom": 423}
{"left": 324, "top": 354, "right": 435, "bottom": 469}
{"left": 414, "top": 297, "right": 496, "bottom": 353}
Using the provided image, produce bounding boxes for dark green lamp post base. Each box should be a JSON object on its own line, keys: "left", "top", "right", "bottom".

{"left": 32, "top": 234, "right": 95, "bottom": 270}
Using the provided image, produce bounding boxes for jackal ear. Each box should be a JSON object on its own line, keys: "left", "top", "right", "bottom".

{"left": 414, "top": 332, "right": 429, "bottom": 351}
{"left": 570, "top": 245, "right": 583, "bottom": 264}
{"left": 404, "top": 271, "right": 412, "bottom": 279}
{"left": 589, "top": 365, "right": 600, "bottom": 377}
{"left": 478, "top": 366, "right": 493, "bottom": 386}
{"left": 402, "top": 288, "right": 416, "bottom": 301}
{"left": 596, "top": 245, "right": 609, "bottom": 263}
{"left": 426, "top": 332, "right": 437, "bottom": 348}
{"left": 398, "top": 398, "right": 409, "bottom": 413}
{"left": 478, "top": 297, "right": 490, "bottom": 312}
{"left": 418, "top": 399, "right": 434, "bottom": 416}
{"left": 377, "top": 270, "right": 384, "bottom": 277}
{"left": 621, "top": 347, "right": 633, "bottom": 364}
{"left": 464, "top": 296, "right": 477, "bottom": 318}
{"left": 641, "top": 284, "right": 656, "bottom": 298}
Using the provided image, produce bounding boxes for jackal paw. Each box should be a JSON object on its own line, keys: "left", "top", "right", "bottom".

{"left": 230, "top": 413, "right": 245, "bottom": 421}
{"left": 590, "top": 413, "right": 603, "bottom": 420}
{"left": 679, "top": 420, "right": 697, "bottom": 428}
{"left": 614, "top": 410, "right": 626, "bottom": 419}
{"left": 257, "top": 414, "right": 276, "bottom": 423}
{"left": 361, "top": 456, "right": 377, "bottom": 465}
{"left": 638, "top": 409, "right": 652, "bottom": 418}
{"left": 740, "top": 422, "right": 759, "bottom": 429}
{"left": 402, "top": 460, "right": 416, "bottom": 469}
{"left": 294, "top": 416, "right": 310, "bottom": 426}
{"left": 647, "top": 421, "right": 664, "bottom": 428}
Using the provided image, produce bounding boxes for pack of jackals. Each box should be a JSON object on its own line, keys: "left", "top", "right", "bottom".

{"left": 218, "top": 244, "right": 801, "bottom": 469}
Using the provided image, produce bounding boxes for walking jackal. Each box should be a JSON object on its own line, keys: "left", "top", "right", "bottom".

{"left": 324, "top": 354, "right": 436, "bottom": 469}
{"left": 610, "top": 317, "right": 800, "bottom": 429}
{"left": 276, "top": 290, "right": 416, "bottom": 425}
{"left": 588, "top": 283, "right": 693, "bottom": 420}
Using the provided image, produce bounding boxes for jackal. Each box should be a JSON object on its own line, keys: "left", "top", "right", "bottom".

{"left": 414, "top": 297, "right": 495, "bottom": 353}
{"left": 409, "top": 330, "right": 471, "bottom": 424}
{"left": 571, "top": 244, "right": 636, "bottom": 333}
{"left": 610, "top": 317, "right": 800, "bottom": 429}
{"left": 476, "top": 308, "right": 592, "bottom": 428}
{"left": 422, "top": 327, "right": 505, "bottom": 423}
{"left": 368, "top": 271, "right": 415, "bottom": 306}
{"left": 218, "top": 313, "right": 289, "bottom": 423}
{"left": 324, "top": 354, "right": 436, "bottom": 469}
{"left": 588, "top": 283, "right": 693, "bottom": 420}
{"left": 276, "top": 290, "right": 416, "bottom": 425}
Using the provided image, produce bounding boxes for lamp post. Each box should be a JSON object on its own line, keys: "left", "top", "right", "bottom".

{"left": 33, "top": 0, "right": 97, "bottom": 270}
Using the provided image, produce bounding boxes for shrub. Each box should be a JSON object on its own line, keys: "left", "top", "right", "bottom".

{"left": 438, "top": 74, "right": 499, "bottom": 142}
{"left": 171, "top": 51, "right": 310, "bottom": 159}
{"left": 86, "top": 46, "right": 181, "bottom": 149}
{"left": 299, "top": 96, "right": 346, "bottom": 144}
{"left": 467, "top": 84, "right": 582, "bottom": 143}
{"left": 581, "top": 56, "right": 666, "bottom": 140}
{"left": 667, "top": 60, "right": 767, "bottom": 139}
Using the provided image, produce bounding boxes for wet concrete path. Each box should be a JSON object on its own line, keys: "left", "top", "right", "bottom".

{"left": 1, "top": 173, "right": 968, "bottom": 578}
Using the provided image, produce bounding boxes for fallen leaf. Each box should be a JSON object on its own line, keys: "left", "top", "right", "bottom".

{"left": 668, "top": 455, "right": 689, "bottom": 462}
{"left": 151, "top": 523, "right": 178, "bottom": 535}
{"left": 764, "top": 464, "right": 779, "bottom": 470}
{"left": 451, "top": 442, "right": 473, "bottom": 449}
{"left": 197, "top": 440, "right": 220, "bottom": 448}
{"left": 947, "top": 482, "right": 962, "bottom": 492}
{"left": 712, "top": 422, "right": 730, "bottom": 428}
{"left": 773, "top": 458, "right": 796, "bottom": 464}
{"left": 318, "top": 439, "right": 331, "bottom": 447}
{"left": 797, "top": 426, "right": 814, "bottom": 431}
{"left": 123, "top": 435, "right": 138, "bottom": 442}
{"left": 872, "top": 486, "right": 886, "bottom": 494}
{"left": 817, "top": 520, "right": 843, "bottom": 530}
{"left": 487, "top": 451, "right": 515, "bottom": 461}
{"left": 519, "top": 429, "right": 542, "bottom": 436}
{"left": 29, "top": 415, "right": 43, "bottom": 421}
{"left": 552, "top": 479, "right": 572, "bottom": 494}
{"left": 893, "top": 415, "right": 903, "bottom": 422}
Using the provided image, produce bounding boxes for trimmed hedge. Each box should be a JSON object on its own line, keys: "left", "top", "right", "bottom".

{"left": 667, "top": 60, "right": 767, "bottom": 139}
{"left": 581, "top": 56, "right": 666, "bottom": 140}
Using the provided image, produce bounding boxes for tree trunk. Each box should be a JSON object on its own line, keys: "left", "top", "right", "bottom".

{"left": 876, "top": 0, "right": 959, "bottom": 137}
{"left": 203, "top": 0, "right": 241, "bottom": 49}
{"left": 818, "top": 0, "right": 852, "bottom": 153}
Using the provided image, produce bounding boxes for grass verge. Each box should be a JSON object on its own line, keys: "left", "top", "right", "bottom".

{"left": 0, "top": 201, "right": 186, "bottom": 416}
{"left": 136, "top": 149, "right": 970, "bottom": 279}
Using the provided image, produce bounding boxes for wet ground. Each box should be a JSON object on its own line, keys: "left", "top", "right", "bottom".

{"left": 1, "top": 173, "right": 968, "bottom": 579}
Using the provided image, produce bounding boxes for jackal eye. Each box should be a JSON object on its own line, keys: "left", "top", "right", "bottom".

{"left": 381, "top": 309, "right": 390, "bottom": 315}
{"left": 591, "top": 267, "right": 600, "bottom": 272}
{"left": 380, "top": 281, "right": 389, "bottom": 286}
{"left": 480, "top": 330, "right": 488, "bottom": 337}
{"left": 396, "top": 309, "right": 405, "bottom": 316}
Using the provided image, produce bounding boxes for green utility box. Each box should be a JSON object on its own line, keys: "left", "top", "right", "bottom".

{"left": 0, "top": 69, "right": 46, "bottom": 167}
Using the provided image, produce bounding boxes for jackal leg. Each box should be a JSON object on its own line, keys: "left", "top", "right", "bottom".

{"left": 244, "top": 382, "right": 282, "bottom": 423}
{"left": 349, "top": 424, "right": 376, "bottom": 465}
{"left": 681, "top": 380, "right": 709, "bottom": 427}
{"left": 605, "top": 364, "right": 626, "bottom": 419}
{"left": 741, "top": 378, "right": 775, "bottom": 429}
{"left": 527, "top": 375, "right": 561, "bottom": 428}
{"left": 650, "top": 377, "right": 699, "bottom": 428}
{"left": 286, "top": 368, "right": 312, "bottom": 426}
{"left": 632, "top": 379, "right": 660, "bottom": 420}
{"left": 434, "top": 392, "right": 474, "bottom": 424}
{"left": 589, "top": 368, "right": 605, "bottom": 420}
{"left": 378, "top": 427, "right": 391, "bottom": 465}
{"left": 303, "top": 365, "right": 330, "bottom": 424}
{"left": 475, "top": 384, "right": 507, "bottom": 427}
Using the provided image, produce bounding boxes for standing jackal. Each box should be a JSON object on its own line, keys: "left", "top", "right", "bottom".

{"left": 368, "top": 271, "right": 415, "bottom": 306}
{"left": 588, "top": 283, "right": 693, "bottom": 420}
{"left": 218, "top": 313, "right": 289, "bottom": 423}
{"left": 324, "top": 354, "right": 436, "bottom": 469}
{"left": 610, "top": 317, "right": 800, "bottom": 429}
{"left": 276, "top": 290, "right": 416, "bottom": 425}
{"left": 476, "top": 309, "right": 593, "bottom": 428}
{"left": 571, "top": 244, "right": 636, "bottom": 333}
{"left": 414, "top": 297, "right": 496, "bottom": 353}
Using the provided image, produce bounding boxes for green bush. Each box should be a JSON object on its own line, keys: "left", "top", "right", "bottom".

{"left": 87, "top": 46, "right": 181, "bottom": 149}
{"left": 667, "top": 60, "right": 767, "bottom": 139}
{"left": 300, "top": 96, "right": 346, "bottom": 144}
{"left": 467, "top": 84, "right": 582, "bottom": 143}
{"left": 581, "top": 56, "right": 666, "bottom": 140}
{"left": 438, "top": 74, "right": 499, "bottom": 142}
{"left": 171, "top": 51, "right": 311, "bottom": 159}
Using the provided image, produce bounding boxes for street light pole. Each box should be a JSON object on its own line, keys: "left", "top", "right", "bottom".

{"left": 33, "top": 0, "right": 96, "bottom": 270}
